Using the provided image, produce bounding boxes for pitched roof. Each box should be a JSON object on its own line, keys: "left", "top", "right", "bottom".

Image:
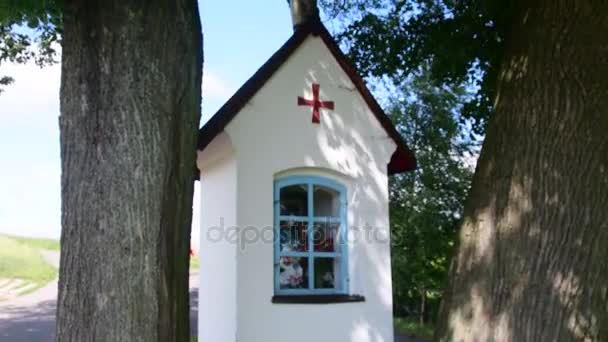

{"left": 197, "top": 20, "right": 416, "bottom": 174}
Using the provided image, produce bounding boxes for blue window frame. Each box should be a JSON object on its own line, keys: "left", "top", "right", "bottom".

{"left": 274, "top": 176, "right": 348, "bottom": 295}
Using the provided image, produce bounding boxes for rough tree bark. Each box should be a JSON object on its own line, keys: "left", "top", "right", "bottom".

{"left": 56, "top": 1, "right": 202, "bottom": 341}
{"left": 435, "top": 1, "right": 608, "bottom": 341}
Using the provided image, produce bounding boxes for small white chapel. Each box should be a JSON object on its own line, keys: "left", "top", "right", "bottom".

{"left": 195, "top": 1, "right": 416, "bottom": 341}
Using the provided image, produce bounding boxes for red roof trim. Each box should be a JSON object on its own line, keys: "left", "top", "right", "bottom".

{"left": 197, "top": 21, "right": 416, "bottom": 174}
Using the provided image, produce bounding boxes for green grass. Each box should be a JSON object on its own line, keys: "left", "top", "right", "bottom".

{"left": 6, "top": 234, "right": 61, "bottom": 251}
{"left": 394, "top": 317, "right": 434, "bottom": 340}
{"left": 0, "top": 235, "right": 58, "bottom": 294}
{"left": 190, "top": 256, "right": 199, "bottom": 270}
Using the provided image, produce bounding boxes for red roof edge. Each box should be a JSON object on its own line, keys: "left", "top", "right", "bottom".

{"left": 197, "top": 20, "right": 416, "bottom": 174}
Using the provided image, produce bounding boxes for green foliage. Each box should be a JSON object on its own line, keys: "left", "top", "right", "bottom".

{"left": 319, "top": 0, "right": 493, "bottom": 324}
{"left": 394, "top": 316, "right": 434, "bottom": 339}
{"left": 387, "top": 67, "right": 474, "bottom": 322}
{"left": 190, "top": 255, "right": 199, "bottom": 270}
{"left": 0, "top": 0, "right": 61, "bottom": 93}
{"left": 321, "top": 0, "right": 511, "bottom": 134}
{"left": 0, "top": 74, "right": 12, "bottom": 88}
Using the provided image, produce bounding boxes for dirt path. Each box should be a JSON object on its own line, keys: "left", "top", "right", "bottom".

{"left": 0, "top": 265, "right": 199, "bottom": 342}
{"left": 0, "top": 250, "right": 60, "bottom": 302}
{"left": 39, "top": 250, "right": 60, "bottom": 269}
{"left": 0, "top": 250, "right": 60, "bottom": 342}
{"left": 0, "top": 259, "right": 424, "bottom": 342}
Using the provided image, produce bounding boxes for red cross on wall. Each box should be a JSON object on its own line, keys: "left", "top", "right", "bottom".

{"left": 297, "top": 83, "right": 334, "bottom": 124}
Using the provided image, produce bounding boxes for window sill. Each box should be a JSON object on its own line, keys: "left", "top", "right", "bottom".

{"left": 272, "top": 294, "right": 365, "bottom": 304}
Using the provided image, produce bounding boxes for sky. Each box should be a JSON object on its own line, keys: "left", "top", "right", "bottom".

{"left": 0, "top": 1, "right": 296, "bottom": 242}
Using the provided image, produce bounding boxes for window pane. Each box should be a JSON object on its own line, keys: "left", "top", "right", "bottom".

{"left": 280, "top": 184, "right": 308, "bottom": 216}
{"left": 313, "top": 185, "right": 340, "bottom": 217}
{"left": 279, "top": 220, "right": 308, "bottom": 252}
{"left": 279, "top": 256, "right": 308, "bottom": 289}
{"left": 313, "top": 221, "right": 340, "bottom": 252}
{"left": 314, "top": 257, "right": 339, "bottom": 289}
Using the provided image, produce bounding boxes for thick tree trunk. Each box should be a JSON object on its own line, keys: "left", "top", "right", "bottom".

{"left": 56, "top": 1, "right": 202, "bottom": 341}
{"left": 435, "top": 1, "right": 608, "bottom": 341}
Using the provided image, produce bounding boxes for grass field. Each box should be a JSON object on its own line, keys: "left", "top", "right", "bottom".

{"left": 6, "top": 234, "right": 61, "bottom": 251}
{"left": 394, "top": 317, "right": 434, "bottom": 340}
{"left": 190, "top": 255, "right": 199, "bottom": 270}
{"left": 0, "top": 235, "right": 58, "bottom": 295}
{"left": 0, "top": 233, "right": 195, "bottom": 299}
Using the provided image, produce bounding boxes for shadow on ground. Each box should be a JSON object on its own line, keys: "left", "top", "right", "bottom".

{"left": 0, "top": 300, "right": 56, "bottom": 342}
{"left": 189, "top": 288, "right": 198, "bottom": 336}
{"left": 0, "top": 287, "right": 424, "bottom": 342}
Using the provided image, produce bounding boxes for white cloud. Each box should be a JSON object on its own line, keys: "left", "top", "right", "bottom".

{"left": 202, "top": 68, "right": 234, "bottom": 100}
{"left": 0, "top": 61, "right": 61, "bottom": 122}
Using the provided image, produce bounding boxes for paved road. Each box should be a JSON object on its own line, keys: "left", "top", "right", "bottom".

{"left": 0, "top": 255, "right": 199, "bottom": 342}
{"left": 0, "top": 251, "right": 425, "bottom": 342}
{"left": 0, "top": 251, "right": 61, "bottom": 342}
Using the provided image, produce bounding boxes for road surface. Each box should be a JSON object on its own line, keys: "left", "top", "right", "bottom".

{"left": 0, "top": 251, "right": 426, "bottom": 342}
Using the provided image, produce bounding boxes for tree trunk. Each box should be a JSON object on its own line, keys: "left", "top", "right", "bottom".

{"left": 435, "top": 1, "right": 608, "bottom": 341}
{"left": 420, "top": 288, "right": 426, "bottom": 326}
{"left": 56, "top": 1, "right": 202, "bottom": 341}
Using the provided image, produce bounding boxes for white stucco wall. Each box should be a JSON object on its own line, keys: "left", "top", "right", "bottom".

{"left": 197, "top": 133, "right": 238, "bottom": 342}
{"left": 219, "top": 35, "right": 397, "bottom": 342}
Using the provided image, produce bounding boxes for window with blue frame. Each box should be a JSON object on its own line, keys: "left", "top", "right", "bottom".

{"left": 274, "top": 176, "right": 348, "bottom": 295}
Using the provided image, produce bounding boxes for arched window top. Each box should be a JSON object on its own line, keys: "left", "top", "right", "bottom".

{"left": 275, "top": 175, "right": 346, "bottom": 219}
{"left": 275, "top": 175, "right": 346, "bottom": 196}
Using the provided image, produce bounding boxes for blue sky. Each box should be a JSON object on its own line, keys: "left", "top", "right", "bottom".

{"left": 0, "top": 1, "right": 297, "bottom": 240}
